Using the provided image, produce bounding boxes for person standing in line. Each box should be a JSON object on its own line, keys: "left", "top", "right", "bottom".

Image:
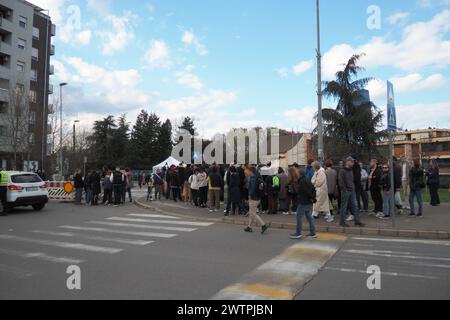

{"left": 0, "top": 168, "right": 8, "bottom": 216}
{"left": 197, "top": 168, "right": 208, "bottom": 208}
{"left": 111, "top": 167, "right": 125, "bottom": 206}
{"left": 285, "top": 167, "right": 300, "bottom": 215}
{"left": 225, "top": 166, "right": 241, "bottom": 216}
{"left": 189, "top": 169, "right": 200, "bottom": 207}
{"left": 368, "top": 159, "right": 383, "bottom": 216}
{"left": 73, "top": 169, "right": 84, "bottom": 206}
{"left": 84, "top": 171, "right": 92, "bottom": 205}
{"left": 183, "top": 165, "right": 193, "bottom": 205}
{"left": 402, "top": 158, "right": 411, "bottom": 210}
{"left": 427, "top": 159, "right": 440, "bottom": 207}
{"left": 207, "top": 166, "right": 223, "bottom": 213}
{"left": 290, "top": 169, "right": 317, "bottom": 240}
{"left": 325, "top": 160, "right": 338, "bottom": 218}
{"left": 380, "top": 163, "right": 394, "bottom": 219}
{"left": 339, "top": 157, "right": 365, "bottom": 228}
{"left": 360, "top": 163, "right": 369, "bottom": 213}
{"left": 352, "top": 156, "right": 362, "bottom": 215}
{"left": 167, "top": 166, "right": 181, "bottom": 202}
{"left": 409, "top": 160, "right": 425, "bottom": 217}
{"left": 245, "top": 166, "right": 270, "bottom": 234}
{"left": 277, "top": 168, "right": 289, "bottom": 214}
{"left": 305, "top": 159, "right": 315, "bottom": 181}
{"left": 124, "top": 168, "right": 133, "bottom": 203}
{"left": 393, "top": 157, "right": 404, "bottom": 215}
{"left": 102, "top": 170, "right": 113, "bottom": 205}
{"left": 90, "top": 170, "right": 101, "bottom": 206}
{"left": 153, "top": 170, "right": 164, "bottom": 201}
{"left": 266, "top": 174, "right": 280, "bottom": 215}
{"left": 312, "top": 161, "right": 333, "bottom": 223}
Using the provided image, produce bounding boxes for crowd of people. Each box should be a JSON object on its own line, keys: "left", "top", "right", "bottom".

{"left": 70, "top": 156, "right": 441, "bottom": 239}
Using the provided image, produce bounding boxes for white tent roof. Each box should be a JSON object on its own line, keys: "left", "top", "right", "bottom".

{"left": 153, "top": 156, "right": 181, "bottom": 172}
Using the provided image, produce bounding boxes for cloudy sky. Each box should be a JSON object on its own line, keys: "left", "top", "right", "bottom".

{"left": 33, "top": 0, "right": 450, "bottom": 138}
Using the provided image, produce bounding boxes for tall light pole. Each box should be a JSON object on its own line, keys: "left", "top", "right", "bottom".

{"left": 59, "top": 82, "right": 68, "bottom": 179}
{"left": 316, "top": 0, "right": 324, "bottom": 164}
{"left": 41, "top": 9, "right": 50, "bottom": 172}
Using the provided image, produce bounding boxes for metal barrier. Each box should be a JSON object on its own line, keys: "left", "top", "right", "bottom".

{"left": 47, "top": 181, "right": 75, "bottom": 201}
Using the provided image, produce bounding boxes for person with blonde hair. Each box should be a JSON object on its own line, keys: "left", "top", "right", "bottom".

{"left": 311, "top": 161, "right": 333, "bottom": 223}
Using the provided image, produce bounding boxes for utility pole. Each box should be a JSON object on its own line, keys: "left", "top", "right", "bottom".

{"left": 316, "top": 0, "right": 324, "bottom": 164}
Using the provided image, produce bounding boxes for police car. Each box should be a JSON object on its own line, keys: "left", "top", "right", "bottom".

{"left": 4, "top": 171, "right": 49, "bottom": 212}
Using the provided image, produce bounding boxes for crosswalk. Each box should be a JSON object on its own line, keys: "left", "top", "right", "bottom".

{"left": 0, "top": 211, "right": 214, "bottom": 280}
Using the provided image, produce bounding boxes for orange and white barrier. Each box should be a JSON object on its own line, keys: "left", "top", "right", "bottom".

{"left": 47, "top": 181, "right": 75, "bottom": 201}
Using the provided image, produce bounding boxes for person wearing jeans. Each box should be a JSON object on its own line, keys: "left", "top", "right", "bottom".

{"left": 290, "top": 169, "right": 316, "bottom": 239}
{"left": 339, "top": 157, "right": 364, "bottom": 228}
{"left": 409, "top": 160, "right": 425, "bottom": 217}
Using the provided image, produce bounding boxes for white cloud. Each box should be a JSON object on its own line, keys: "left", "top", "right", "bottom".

{"left": 181, "top": 30, "right": 208, "bottom": 56}
{"left": 322, "top": 10, "right": 450, "bottom": 79}
{"left": 86, "top": 0, "right": 111, "bottom": 15}
{"left": 97, "top": 12, "right": 137, "bottom": 55}
{"left": 282, "top": 107, "right": 317, "bottom": 132}
{"left": 277, "top": 68, "right": 289, "bottom": 77}
{"left": 32, "top": 0, "right": 65, "bottom": 24}
{"left": 143, "top": 40, "right": 171, "bottom": 69}
{"left": 54, "top": 57, "right": 155, "bottom": 112}
{"left": 391, "top": 101, "right": 450, "bottom": 129}
{"left": 293, "top": 60, "right": 313, "bottom": 76}
{"left": 175, "top": 65, "right": 204, "bottom": 90}
{"left": 387, "top": 12, "right": 410, "bottom": 25}
{"left": 367, "top": 73, "right": 449, "bottom": 101}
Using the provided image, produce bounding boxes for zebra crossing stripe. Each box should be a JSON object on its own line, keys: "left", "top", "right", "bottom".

{"left": 0, "top": 248, "right": 85, "bottom": 264}
{"left": 0, "top": 235, "right": 122, "bottom": 254}
{"left": 60, "top": 225, "right": 177, "bottom": 238}
{"left": 89, "top": 221, "right": 197, "bottom": 232}
{"left": 105, "top": 217, "right": 213, "bottom": 227}
{"left": 32, "top": 230, "right": 154, "bottom": 246}
{"left": 127, "top": 214, "right": 179, "bottom": 219}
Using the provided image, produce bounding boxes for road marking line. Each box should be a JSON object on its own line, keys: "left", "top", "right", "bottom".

{"left": 0, "top": 248, "right": 85, "bottom": 264}
{"left": 60, "top": 225, "right": 177, "bottom": 238}
{"left": 212, "top": 236, "right": 346, "bottom": 300}
{"left": 105, "top": 217, "right": 213, "bottom": 227}
{"left": 127, "top": 214, "right": 179, "bottom": 219}
{"left": 344, "top": 249, "right": 450, "bottom": 262}
{"left": 90, "top": 221, "right": 197, "bottom": 232}
{"left": 32, "top": 230, "right": 154, "bottom": 246}
{"left": 401, "top": 261, "right": 450, "bottom": 269}
{"left": 353, "top": 237, "right": 450, "bottom": 246}
{"left": 0, "top": 235, "right": 122, "bottom": 254}
{"left": 325, "top": 267, "right": 441, "bottom": 280}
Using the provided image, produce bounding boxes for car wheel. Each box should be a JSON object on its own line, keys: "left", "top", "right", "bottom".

{"left": 32, "top": 203, "right": 45, "bottom": 211}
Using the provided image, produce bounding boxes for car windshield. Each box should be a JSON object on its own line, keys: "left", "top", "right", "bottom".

{"left": 11, "top": 174, "right": 42, "bottom": 184}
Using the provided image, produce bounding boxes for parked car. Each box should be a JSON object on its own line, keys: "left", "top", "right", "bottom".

{"left": 5, "top": 171, "right": 49, "bottom": 212}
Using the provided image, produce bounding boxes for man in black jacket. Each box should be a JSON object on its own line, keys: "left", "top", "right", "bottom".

{"left": 290, "top": 169, "right": 317, "bottom": 239}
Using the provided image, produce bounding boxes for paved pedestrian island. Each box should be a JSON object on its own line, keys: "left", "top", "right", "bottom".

{"left": 212, "top": 234, "right": 347, "bottom": 300}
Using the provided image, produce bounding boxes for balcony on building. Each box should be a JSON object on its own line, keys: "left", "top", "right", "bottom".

{"left": 48, "top": 84, "right": 53, "bottom": 95}
{"left": 50, "top": 44, "right": 55, "bottom": 55}
{"left": 49, "top": 64, "right": 54, "bottom": 75}
{"left": 50, "top": 24, "right": 56, "bottom": 37}
{"left": 0, "top": 6, "right": 13, "bottom": 30}
{"left": 47, "top": 103, "right": 54, "bottom": 114}
{"left": 0, "top": 77, "right": 9, "bottom": 102}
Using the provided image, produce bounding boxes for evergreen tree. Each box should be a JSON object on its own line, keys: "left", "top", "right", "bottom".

{"left": 111, "top": 115, "right": 130, "bottom": 166}
{"left": 87, "top": 116, "right": 117, "bottom": 168}
{"left": 157, "top": 119, "right": 173, "bottom": 163}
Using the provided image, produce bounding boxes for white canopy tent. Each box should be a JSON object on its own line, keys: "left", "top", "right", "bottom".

{"left": 152, "top": 156, "right": 181, "bottom": 173}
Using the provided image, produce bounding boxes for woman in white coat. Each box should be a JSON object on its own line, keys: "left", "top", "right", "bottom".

{"left": 312, "top": 161, "right": 334, "bottom": 223}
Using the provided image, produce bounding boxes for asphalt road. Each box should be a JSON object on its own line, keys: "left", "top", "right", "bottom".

{"left": 298, "top": 236, "right": 450, "bottom": 300}
{"left": 0, "top": 198, "right": 294, "bottom": 300}
{"left": 1, "top": 195, "right": 449, "bottom": 300}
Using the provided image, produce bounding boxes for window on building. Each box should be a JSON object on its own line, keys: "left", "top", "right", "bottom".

{"left": 31, "top": 48, "right": 39, "bottom": 61}
{"left": 33, "top": 27, "right": 40, "bottom": 40}
{"left": 29, "top": 90, "right": 37, "bottom": 103}
{"left": 31, "top": 69, "right": 37, "bottom": 81}
{"left": 18, "top": 38, "right": 26, "bottom": 50}
{"left": 0, "top": 125, "right": 5, "bottom": 137}
{"left": 0, "top": 102, "right": 7, "bottom": 113}
{"left": 15, "top": 83, "right": 25, "bottom": 94}
{"left": 19, "top": 16, "right": 27, "bottom": 28}
{"left": 17, "top": 61, "right": 25, "bottom": 73}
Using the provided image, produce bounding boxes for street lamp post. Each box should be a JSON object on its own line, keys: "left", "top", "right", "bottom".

{"left": 41, "top": 9, "right": 50, "bottom": 172}
{"left": 316, "top": 0, "right": 324, "bottom": 164}
{"left": 59, "top": 82, "right": 68, "bottom": 179}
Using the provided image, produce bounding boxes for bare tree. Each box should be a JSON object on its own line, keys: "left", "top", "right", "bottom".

{"left": 4, "top": 85, "right": 33, "bottom": 170}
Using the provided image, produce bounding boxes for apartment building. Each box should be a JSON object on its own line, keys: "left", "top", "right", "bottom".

{"left": 0, "top": 0, "right": 55, "bottom": 170}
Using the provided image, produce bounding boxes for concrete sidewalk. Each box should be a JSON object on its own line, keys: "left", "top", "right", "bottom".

{"left": 135, "top": 198, "right": 450, "bottom": 240}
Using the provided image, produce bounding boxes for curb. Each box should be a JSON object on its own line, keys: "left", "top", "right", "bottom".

{"left": 134, "top": 199, "right": 450, "bottom": 240}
